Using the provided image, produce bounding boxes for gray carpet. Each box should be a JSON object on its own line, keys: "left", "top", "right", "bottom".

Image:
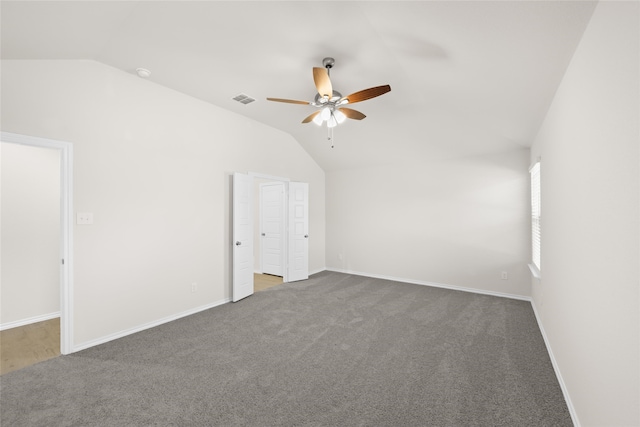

{"left": 0, "top": 271, "right": 572, "bottom": 426}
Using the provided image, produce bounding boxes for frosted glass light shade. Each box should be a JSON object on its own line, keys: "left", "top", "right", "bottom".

{"left": 327, "top": 114, "right": 338, "bottom": 128}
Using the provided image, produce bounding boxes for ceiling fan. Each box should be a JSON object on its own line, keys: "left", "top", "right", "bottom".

{"left": 267, "top": 57, "right": 391, "bottom": 131}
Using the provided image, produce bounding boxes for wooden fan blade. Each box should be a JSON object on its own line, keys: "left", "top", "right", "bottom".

{"left": 339, "top": 107, "right": 366, "bottom": 120}
{"left": 302, "top": 110, "right": 321, "bottom": 124}
{"left": 313, "top": 67, "right": 333, "bottom": 98}
{"left": 340, "top": 85, "right": 391, "bottom": 104}
{"left": 266, "top": 97, "right": 310, "bottom": 105}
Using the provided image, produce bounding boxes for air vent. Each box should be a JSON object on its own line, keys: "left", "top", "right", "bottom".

{"left": 232, "top": 94, "right": 256, "bottom": 105}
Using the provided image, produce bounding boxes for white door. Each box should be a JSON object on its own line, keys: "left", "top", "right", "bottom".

{"left": 260, "top": 182, "right": 284, "bottom": 276}
{"left": 288, "top": 182, "right": 309, "bottom": 282}
{"left": 232, "top": 172, "right": 254, "bottom": 302}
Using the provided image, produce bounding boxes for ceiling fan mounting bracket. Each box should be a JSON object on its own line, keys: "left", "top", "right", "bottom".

{"left": 322, "top": 57, "right": 335, "bottom": 70}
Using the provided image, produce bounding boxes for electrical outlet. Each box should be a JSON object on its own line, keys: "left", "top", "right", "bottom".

{"left": 501, "top": 271, "right": 508, "bottom": 280}
{"left": 76, "top": 212, "right": 93, "bottom": 225}
{"left": 191, "top": 282, "right": 198, "bottom": 293}
{"left": 338, "top": 253, "right": 343, "bottom": 260}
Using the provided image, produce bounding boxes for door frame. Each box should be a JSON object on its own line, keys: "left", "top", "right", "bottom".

{"left": 258, "top": 181, "right": 286, "bottom": 277}
{"left": 1, "top": 131, "right": 74, "bottom": 355}
{"left": 249, "top": 172, "right": 290, "bottom": 283}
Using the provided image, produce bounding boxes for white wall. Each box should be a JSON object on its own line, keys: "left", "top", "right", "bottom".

{"left": 1, "top": 143, "right": 60, "bottom": 325}
{"left": 326, "top": 148, "right": 531, "bottom": 298}
{"left": 0, "top": 59, "right": 325, "bottom": 348}
{"left": 530, "top": 2, "right": 639, "bottom": 425}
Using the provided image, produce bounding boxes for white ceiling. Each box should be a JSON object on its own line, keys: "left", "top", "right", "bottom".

{"left": 1, "top": 1, "right": 597, "bottom": 171}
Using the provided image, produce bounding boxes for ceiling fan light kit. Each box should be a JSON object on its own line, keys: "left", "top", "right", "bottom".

{"left": 267, "top": 57, "right": 391, "bottom": 147}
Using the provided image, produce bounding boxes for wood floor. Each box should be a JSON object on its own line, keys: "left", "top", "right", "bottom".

{"left": 254, "top": 273, "right": 284, "bottom": 292}
{"left": 1, "top": 275, "right": 283, "bottom": 375}
{"left": 0, "top": 318, "right": 60, "bottom": 375}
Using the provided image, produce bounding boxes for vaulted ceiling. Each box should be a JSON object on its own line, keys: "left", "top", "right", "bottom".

{"left": 1, "top": 1, "right": 597, "bottom": 171}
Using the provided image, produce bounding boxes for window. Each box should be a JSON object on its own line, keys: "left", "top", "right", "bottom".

{"left": 529, "top": 161, "right": 541, "bottom": 277}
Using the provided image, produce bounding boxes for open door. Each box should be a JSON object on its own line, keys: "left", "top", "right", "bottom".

{"left": 232, "top": 172, "right": 254, "bottom": 302}
{"left": 288, "top": 182, "right": 309, "bottom": 282}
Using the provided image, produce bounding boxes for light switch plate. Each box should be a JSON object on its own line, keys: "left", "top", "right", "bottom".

{"left": 77, "top": 212, "right": 93, "bottom": 225}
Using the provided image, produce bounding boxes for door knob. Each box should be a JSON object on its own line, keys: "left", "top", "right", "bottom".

{"left": 304, "top": 235, "right": 309, "bottom": 238}
{"left": 261, "top": 233, "right": 265, "bottom": 236}
{"left": 235, "top": 241, "right": 241, "bottom": 246}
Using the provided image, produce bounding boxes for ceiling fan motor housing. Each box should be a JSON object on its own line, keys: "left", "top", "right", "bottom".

{"left": 314, "top": 91, "right": 343, "bottom": 105}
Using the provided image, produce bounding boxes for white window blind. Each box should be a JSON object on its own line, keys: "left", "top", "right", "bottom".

{"left": 530, "top": 162, "right": 541, "bottom": 271}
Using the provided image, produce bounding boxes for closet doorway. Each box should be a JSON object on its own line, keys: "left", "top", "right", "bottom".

{"left": 232, "top": 172, "right": 308, "bottom": 302}
{"left": 0, "top": 132, "right": 73, "bottom": 357}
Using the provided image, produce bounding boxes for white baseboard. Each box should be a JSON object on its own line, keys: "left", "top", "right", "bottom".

{"left": 0, "top": 311, "right": 61, "bottom": 331}
{"left": 530, "top": 301, "right": 580, "bottom": 427}
{"left": 254, "top": 268, "right": 326, "bottom": 279}
{"left": 325, "top": 268, "right": 531, "bottom": 301}
{"left": 72, "top": 298, "right": 231, "bottom": 353}
{"left": 309, "top": 267, "right": 325, "bottom": 276}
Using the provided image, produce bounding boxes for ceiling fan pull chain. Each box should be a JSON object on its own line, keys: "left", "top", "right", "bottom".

{"left": 328, "top": 127, "right": 334, "bottom": 148}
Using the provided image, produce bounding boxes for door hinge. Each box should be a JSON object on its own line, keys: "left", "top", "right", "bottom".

{"left": 62, "top": 259, "right": 65, "bottom": 265}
